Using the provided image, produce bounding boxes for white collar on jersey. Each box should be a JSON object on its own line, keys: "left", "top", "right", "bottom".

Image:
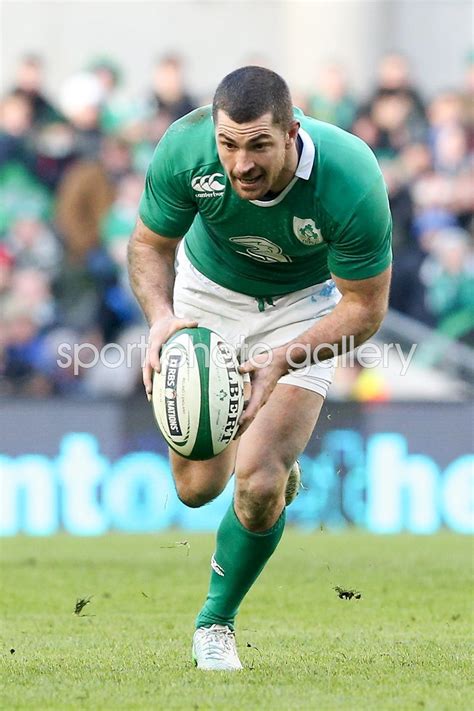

{"left": 249, "top": 127, "right": 315, "bottom": 207}
{"left": 295, "top": 127, "right": 315, "bottom": 180}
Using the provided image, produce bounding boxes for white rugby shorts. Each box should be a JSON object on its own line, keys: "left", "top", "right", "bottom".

{"left": 173, "top": 244, "right": 341, "bottom": 399}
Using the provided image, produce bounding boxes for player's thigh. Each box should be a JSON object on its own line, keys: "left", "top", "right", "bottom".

{"left": 235, "top": 383, "right": 324, "bottom": 488}
{"left": 168, "top": 380, "right": 251, "bottom": 501}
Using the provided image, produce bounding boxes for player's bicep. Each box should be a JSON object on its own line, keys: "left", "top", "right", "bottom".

{"left": 129, "top": 217, "right": 182, "bottom": 258}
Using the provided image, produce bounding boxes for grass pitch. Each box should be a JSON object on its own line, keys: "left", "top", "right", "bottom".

{"left": 1, "top": 531, "right": 472, "bottom": 710}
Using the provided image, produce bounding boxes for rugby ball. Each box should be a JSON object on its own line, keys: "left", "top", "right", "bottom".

{"left": 152, "top": 327, "right": 244, "bottom": 460}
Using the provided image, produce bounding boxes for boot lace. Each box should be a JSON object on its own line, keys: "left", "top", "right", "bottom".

{"left": 199, "top": 624, "right": 236, "bottom": 660}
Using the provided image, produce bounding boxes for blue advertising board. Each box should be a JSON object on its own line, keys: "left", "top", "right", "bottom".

{"left": 0, "top": 399, "right": 472, "bottom": 535}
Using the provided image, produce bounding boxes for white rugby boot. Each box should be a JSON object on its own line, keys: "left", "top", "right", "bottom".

{"left": 285, "top": 460, "right": 302, "bottom": 506}
{"left": 192, "top": 624, "right": 243, "bottom": 671}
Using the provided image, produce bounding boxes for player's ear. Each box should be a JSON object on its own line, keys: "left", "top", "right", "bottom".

{"left": 286, "top": 121, "right": 300, "bottom": 147}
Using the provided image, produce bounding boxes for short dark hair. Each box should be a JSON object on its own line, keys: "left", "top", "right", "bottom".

{"left": 212, "top": 66, "right": 293, "bottom": 129}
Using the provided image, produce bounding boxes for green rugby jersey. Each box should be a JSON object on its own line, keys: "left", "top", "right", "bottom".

{"left": 139, "top": 106, "right": 392, "bottom": 297}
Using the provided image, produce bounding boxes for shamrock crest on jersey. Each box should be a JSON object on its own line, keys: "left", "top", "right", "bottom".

{"left": 293, "top": 217, "right": 324, "bottom": 246}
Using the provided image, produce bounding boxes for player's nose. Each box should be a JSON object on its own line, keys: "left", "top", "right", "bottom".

{"left": 234, "top": 152, "right": 256, "bottom": 176}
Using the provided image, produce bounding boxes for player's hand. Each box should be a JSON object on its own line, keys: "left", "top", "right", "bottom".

{"left": 237, "top": 348, "right": 288, "bottom": 436}
{"left": 143, "top": 315, "right": 198, "bottom": 401}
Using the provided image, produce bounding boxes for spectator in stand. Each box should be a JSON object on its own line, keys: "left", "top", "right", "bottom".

{"left": 368, "top": 52, "right": 426, "bottom": 121}
{"left": 51, "top": 252, "right": 109, "bottom": 335}
{"left": 54, "top": 137, "right": 138, "bottom": 342}
{"left": 354, "top": 53, "right": 427, "bottom": 159}
{"left": 0, "top": 266, "right": 57, "bottom": 396}
{"left": 390, "top": 209, "right": 459, "bottom": 324}
{"left": 350, "top": 110, "right": 380, "bottom": 151}
{"left": 3, "top": 58, "right": 76, "bottom": 192}
{"left": 414, "top": 225, "right": 474, "bottom": 368}
{"left": 100, "top": 172, "right": 144, "bottom": 328}
{"left": 431, "top": 92, "right": 474, "bottom": 227}
{"left": 410, "top": 91, "right": 472, "bottom": 229}
{"left": 0, "top": 245, "right": 14, "bottom": 304}
{"left": 461, "top": 50, "right": 474, "bottom": 144}
{"left": 434, "top": 122, "right": 469, "bottom": 174}
{"left": 101, "top": 172, "right": 143, "bottom": 270}
{"left": 58, "top": 72, "right": 104, "bottom": 159}
{"left": 380, "top": 141, "right": 432, "bottom": 253}
{"left": 0, "top": 92, "right": 34, "bottom": 170}
{"left": 399, "top": 141, "right": 433, "bottom": 185}
{"left": 5, "top": 216, "right": 62, "bottom": 278}
{"left": 428, "top": 90, "right": 465, "bottom": 134}
{"left": 369, "top": 91, "right": 427, "bottom": 158}
{"left": 378, "top": 158, "right": 414, "bottom": 250}
{"left": 54, "top": 134, "right": 136, "bottom": 342}
{"left": 0, "top": 92, "right": 53, "bottom": 233}
{"left": 428, "top": 91, "right": 470, "bottom": 173}
{"left": 0, "top": 299, "right": 51, "bottom": 396}
{"left": 420, "top": 226, "right": 474, "bottom": 343}
{"left": 55, "top": 136, "right": 133, "bottom": 261}
{"left": 10, "top": 267, "right": 55, "bottom": 330}
{"left": 149, "top": 54, "right": 196, "bottom": 126}
{"left": 32, "top": 121, "right": 78, "bottom": 191}
{"left": 89, "top": 56, "right": 142, "bottom": 137}
{"left": 89, "top": 57, "right": 123, "bottom": 132}
{"left": 89, "top": 57, "right": 154, "bottom": 172}
{"left": 307, "top": 63, "right": 356, "bottom": 131}
{"left": 10, "top": 54, "right": 62, "bottom": 127}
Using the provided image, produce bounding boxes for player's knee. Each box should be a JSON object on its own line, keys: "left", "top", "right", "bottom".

{"left": 175, "top": 481, "right": 224, "bottom": 509}
{"left": 236, "top": 465, "right": 286, "bottom": 510}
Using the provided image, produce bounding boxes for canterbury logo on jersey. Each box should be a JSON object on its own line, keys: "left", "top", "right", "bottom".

{"left": 211, "top": 554, "right": 225, "bottom": 577}
{"left": 192, "top": 173, "right": 225, "bottom": 196}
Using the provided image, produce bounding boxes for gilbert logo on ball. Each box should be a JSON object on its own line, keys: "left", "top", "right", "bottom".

{"left": 152, "top": 328, "right": 244, "bottom": 460}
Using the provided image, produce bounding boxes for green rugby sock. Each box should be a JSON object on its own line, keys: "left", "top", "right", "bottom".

{"left": 195, "top": 502, "right": 286, "bottom": 630}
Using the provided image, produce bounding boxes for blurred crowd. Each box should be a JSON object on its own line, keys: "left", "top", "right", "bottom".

{"left": 0, "top": 52, "right": 472, "bottom": 398}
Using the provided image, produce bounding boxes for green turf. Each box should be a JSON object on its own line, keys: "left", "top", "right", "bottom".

{"left": 1, "top": 532, "right": 472, "bottom": 710}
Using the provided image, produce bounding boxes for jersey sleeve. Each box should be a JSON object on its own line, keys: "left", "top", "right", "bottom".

{"left": 327, "top": 175, "right": 393, "bottom": 281}
{"left": 139, "top": 131, "right": 197, "bottom": 238}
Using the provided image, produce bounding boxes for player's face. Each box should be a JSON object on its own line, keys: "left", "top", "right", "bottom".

{"left": 215, "top": 110, "right": 299, "bottom": 200}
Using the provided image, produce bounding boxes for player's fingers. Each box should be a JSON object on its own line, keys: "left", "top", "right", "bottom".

{"left": 238, "top": 360, "right": 255, "bottom": 375}
{"left": 155, "top": 320, "right": 198, "bottom": 372}
{"left": 148, "top": 343, "right": 161, "bottom": 374}
{"left": 237, "top": 385, "right": 263, "bottom": 436}
{"left": 178, "top": 319, "right": 199, "bottom": 330}
{"left": 242, "top": 396, "right": 260, "bottom": 424}
{"left": 148, "top": 320, "right": 198, "bottom": 372}
{"left": 142, "top": 359, "right": 153, "bottom": 402}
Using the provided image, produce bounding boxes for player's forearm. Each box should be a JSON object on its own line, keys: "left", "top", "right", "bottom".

{"left": 127, "top": 239, "right": 176, "bottom": 326}
{"left": 278, "top": 295, "right": 387, "bottom": 368}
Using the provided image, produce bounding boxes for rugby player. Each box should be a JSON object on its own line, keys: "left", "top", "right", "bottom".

{"left": 128, "top": 66, "right": 392, "bottom": 670}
